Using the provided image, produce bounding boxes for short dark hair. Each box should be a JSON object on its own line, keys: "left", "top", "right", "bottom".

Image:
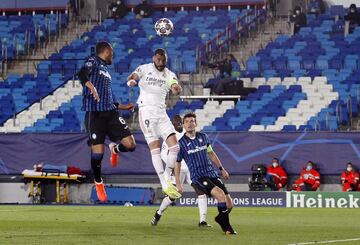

{"left": 96, "top": 41, "right": 112, "bottom": 55}
{"left": 154, "top": 48, "right": 167, "bottom": 58}
{"left": 183, "top": 112, "right": 196, "bottom": 123}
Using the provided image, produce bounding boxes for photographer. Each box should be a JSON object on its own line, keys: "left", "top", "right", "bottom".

{"left": 266, "top": 158, "right": 288, "bottom": 191}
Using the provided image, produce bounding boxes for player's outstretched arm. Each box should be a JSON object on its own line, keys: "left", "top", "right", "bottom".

{"left": 208, "top": 147, "right": 229, "bottom": 180}
{"left": 117, "top": 103, "right": 135, "bottom": 111}
{"left": 127, "top": 73, "right": 140, "bottom": 87}
{"left": 174, "top": 162, "right": 183, "bottom": 193}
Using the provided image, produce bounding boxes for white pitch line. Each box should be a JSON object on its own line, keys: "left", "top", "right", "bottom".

{"left": 288, "top": 238, "right": 360, "bottom": 245}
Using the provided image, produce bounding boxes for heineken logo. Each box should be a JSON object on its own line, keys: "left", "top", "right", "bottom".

{"left": 290, "top": 193, "right": 360, "bottom": 208}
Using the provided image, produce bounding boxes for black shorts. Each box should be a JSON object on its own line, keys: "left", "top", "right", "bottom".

{"left": 84, "top": 110, "right": 132, "bottom": 146}
{"left": 191, "top": 177, "right": 229, "bottom": 197}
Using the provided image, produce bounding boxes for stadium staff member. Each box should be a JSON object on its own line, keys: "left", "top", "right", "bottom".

{"left": 175, "top": 112, "right": 236, "bottom": 235}
{"left": 134, "top": 0, "right": 153, "bottom": 19}
{"left": 341, "top": 162, "right": 359, "bottom": 192}
{"left": 345, "top": 4, "right": 360, "bottom": 34}
{"left": 266, "top": 158, "right": 288, "bottom": 191}
{"left": 292, "top": 161, "right": 320, "bottom": 192}
{"left": 290, "top": 6, "right": 307, "bottom": 34}
{"left": 109, "top": 0, "right": 128, "bottom": 19}
{"left": 77, "top": 41, "right": 136, "bottom": 203}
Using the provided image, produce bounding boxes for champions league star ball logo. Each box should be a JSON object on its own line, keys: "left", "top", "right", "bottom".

{"left": 154, "top": 18, "right": 174, "bottom": 36}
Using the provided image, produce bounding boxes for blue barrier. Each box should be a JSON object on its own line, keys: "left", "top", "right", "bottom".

{"left": 90, "top": 186, "right": 155, "bottom": 205}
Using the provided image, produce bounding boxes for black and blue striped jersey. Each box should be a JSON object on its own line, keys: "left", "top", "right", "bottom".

{"left": 78, "top": 56, "right": 117, "bottom": 112}
{"left": 177, "top": 132, "right": 219, "bottom": 182}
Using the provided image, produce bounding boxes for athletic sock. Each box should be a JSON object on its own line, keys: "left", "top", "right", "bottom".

{"left": 151, "top": 148, "right": 168, "bottom": 189}
{"left": 114, "top": 143, "right": 129, "bottom": 153}
{"left": 91, "top": 153, "right": 103, "bottom": 183}
{"left": 164, "top": 166, "right": 173, "bottom": 182}
{"left": 157, "top": 196, "right": 174, "bottom": 215}
{"left": 167, "top": 145, "right": 180, "bottom": 169}
{"left": 198, "top": 194, "right": 208, "bottom": 223}
{"left": 217, "top": 202, "right": 230, "bottom": 228}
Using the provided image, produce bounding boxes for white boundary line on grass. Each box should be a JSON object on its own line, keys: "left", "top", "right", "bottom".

{"left": 288, "top": 238, "right": 360, "bottom": 245}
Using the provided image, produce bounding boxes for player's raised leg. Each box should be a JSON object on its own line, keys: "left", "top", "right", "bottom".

{"left": 109, "top": 134, "right": 136, "bottom": 167}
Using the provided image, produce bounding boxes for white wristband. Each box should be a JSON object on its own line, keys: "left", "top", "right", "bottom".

{"left": 127, "top": 79, "right": 137, "bottom": 86}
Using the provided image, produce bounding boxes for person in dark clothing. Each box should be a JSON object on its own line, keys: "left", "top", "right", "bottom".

{"left": 290, "top": 6, "right": 307, "bottom": 34}
{"left": 109, "top": 0, "right": 128, "bottom": 19}
{"left": 77, "top": 41, "right": 136, "bottom": 203}
{"left": 345, "top": 4, "right": 360, "bottom": 34}
{"left": 308, "top": 0, "right": 326, "bottom": 16}
{"left": 268, "top": 0, "right": 280, "bottom": 17}
{"left": 134, "top": 0, "right": 153, "bottom": 19}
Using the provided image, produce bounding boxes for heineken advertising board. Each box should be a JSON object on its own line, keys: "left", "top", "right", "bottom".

{"left": 287, "top": 192, "right": 360, "bottom": 208}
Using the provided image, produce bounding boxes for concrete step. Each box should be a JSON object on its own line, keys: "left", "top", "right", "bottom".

{"left": 5, "top": 20, "right": 96, "bottom": 76}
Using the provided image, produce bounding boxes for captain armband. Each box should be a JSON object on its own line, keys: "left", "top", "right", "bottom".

{"left": 207, "top": 145, "right": 214, "bottom": 153}
{"left": 169, "top": 79, "right": 178, "bottom": 86}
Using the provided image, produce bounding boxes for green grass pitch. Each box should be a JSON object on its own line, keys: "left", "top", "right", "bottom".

{"left": 0, "top": 205, "right": 359, "bottom": 245}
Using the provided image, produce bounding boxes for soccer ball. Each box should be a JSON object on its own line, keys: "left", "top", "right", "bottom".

{"left": 124, "top": 202, "right": 134, "bottom": 207}
{"left": 154, "top": 18, "right": 174, "bottom": 36}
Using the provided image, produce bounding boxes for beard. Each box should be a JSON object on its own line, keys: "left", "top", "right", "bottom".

{"left": 154, "top": 63, "right": 165, "bottom": 71}
{"left": 106, "top": 58, "right": 112, "bottom": 65}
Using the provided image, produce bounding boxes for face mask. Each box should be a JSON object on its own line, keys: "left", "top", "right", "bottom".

{"left": 306, "top": 165, "right": 312, "bottom": 171}
{"left": 296, "top": 10, "right": 300, "bottom": 15}
{"left": 347, "top": 167, "right": 352, "bottom": 172}
{"left": 351, "top": 9, "right": 355, "bottom": 13}
{"left": 272, "top": 162, "right": 278, "bottom": 168}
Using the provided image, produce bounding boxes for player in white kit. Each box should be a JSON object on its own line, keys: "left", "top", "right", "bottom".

{"left": 161, "top": 114, "right": 190, "bottom": 185}
{"left": 151, "top": 114, "right": 211, "bottom": 227}
{"left": 127, "top": 48, "right": 182, "bottom": 199}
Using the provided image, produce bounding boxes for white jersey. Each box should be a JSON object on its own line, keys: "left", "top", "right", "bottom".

{"left": 133, "top": 63, "right": 178, "bottom": 108}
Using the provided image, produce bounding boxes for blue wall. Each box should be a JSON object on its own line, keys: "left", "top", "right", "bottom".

{"left": 0, "top": 132, "right": 359, "bottom": 175}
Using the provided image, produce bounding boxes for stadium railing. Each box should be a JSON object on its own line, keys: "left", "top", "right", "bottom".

{"left": 197, "top": 7, "right": 266, "bottom": 66}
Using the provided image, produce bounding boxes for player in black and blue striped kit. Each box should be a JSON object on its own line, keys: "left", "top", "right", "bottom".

{"left": 174, "top": 112, "right": 236, "bottom": 235}
{"left": 77, "top": 41, "right": 136, "bottom": 203}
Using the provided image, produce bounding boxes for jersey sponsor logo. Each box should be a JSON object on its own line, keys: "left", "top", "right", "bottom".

{"left": 99, "top": 70, "right": 111, "bottom": 79}
{"left": 187, "top": 145, "right": 207, "bottom": 154}
{"left": 145, "top": 76, "right": 166, "bottom": 87}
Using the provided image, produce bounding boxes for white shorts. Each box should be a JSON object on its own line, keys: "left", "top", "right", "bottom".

{"left": 139, "top": 106, "right": 175, "bottom": 144}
